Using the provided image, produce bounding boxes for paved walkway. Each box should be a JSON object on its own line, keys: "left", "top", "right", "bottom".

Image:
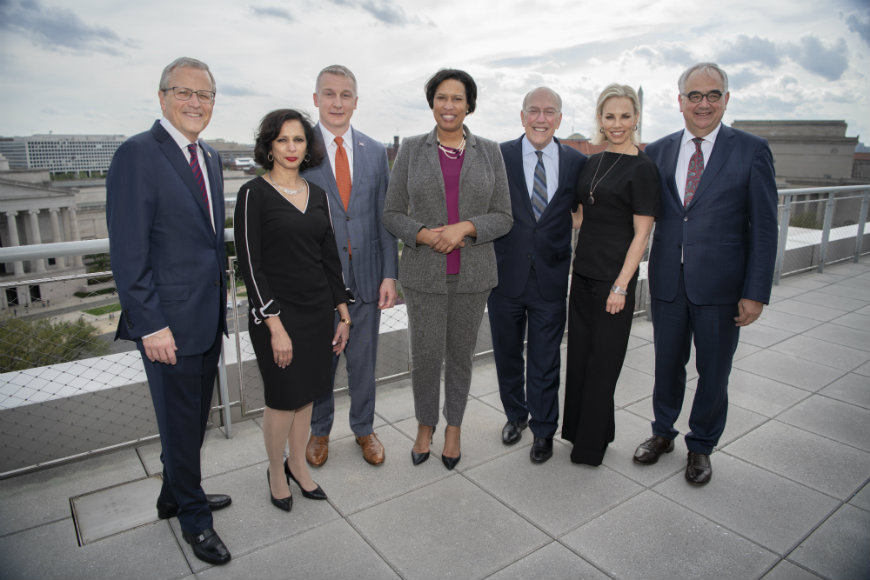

{"left": 1, "top": 258, "right": 868, "bottom": 580}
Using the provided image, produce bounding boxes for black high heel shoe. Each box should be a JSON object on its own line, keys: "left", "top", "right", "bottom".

{"left": 441, "top": 453, "right": 461, "bottom": 470}
{"left": 284, "top": 459, "right": 328, "bottom": 500}
{"left": 267, "top": 468, "right": 292, "bottom": 512}
{"left": 411, "top": 425, "right": 436, "bottom": 466}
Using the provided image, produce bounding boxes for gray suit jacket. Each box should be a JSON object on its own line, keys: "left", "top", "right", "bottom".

{"left": 302, "top": 125, "right": 398, "bottom": 304}
{"left": 383, "top": 126, "right": 513, "bottom": 294}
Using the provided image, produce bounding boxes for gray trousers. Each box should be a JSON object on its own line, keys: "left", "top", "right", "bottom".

{"left": 404, "top": 278, "right": 490, "bottom": 426}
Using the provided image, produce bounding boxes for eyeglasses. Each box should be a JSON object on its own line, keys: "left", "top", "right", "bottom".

{"left": 524, "top": 107, "right": 560, "bottom": 119}
{"left": 681, "top": 90, "right": 723, "bottom": 103}
{"left": 162, "top": 86, "right": 216, "bottom": 104}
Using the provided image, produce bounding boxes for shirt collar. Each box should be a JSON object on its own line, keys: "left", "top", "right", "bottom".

{"left": 521, "top": 135, "right": 558, "bottom": 160}
{"left": 682, "top": 123, "right": 722, "bottom": 147}
{"left": 319, "top": 123, "right": 353, "bottom": 147}
{"left": 160, "top": 117, "right": 198, "bottom": 150}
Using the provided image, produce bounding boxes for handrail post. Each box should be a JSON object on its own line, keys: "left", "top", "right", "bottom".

{"left": 856, "top": 189, "right": 869, "bottom": 262}
{"left": 774, "top": 193, "right": 791, "bottom": 285}
{"left": 817, "top": 190, "right": 836, "bottom": 273}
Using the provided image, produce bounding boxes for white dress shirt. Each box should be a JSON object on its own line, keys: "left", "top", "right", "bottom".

{"left": 675, "top": 123, "right": 722, "bottom": 205}
{"left": 521, "top": 136, "right": 559, "bottom": 202}
{"left": 318, "top": 123, "right": 354, "bottom": 181}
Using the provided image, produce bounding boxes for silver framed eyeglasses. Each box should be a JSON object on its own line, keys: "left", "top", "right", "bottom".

{"left": 681, "top": 90, "right": 723, "bottom": 103}
{"left": 162, "top": 86, "right": 216, "bottom": 104}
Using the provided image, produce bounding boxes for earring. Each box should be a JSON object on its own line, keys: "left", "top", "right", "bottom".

{"left": 599, "top": 128, "right": 605, "bottom": 134}
{"left": 633, "top": 125, "right": 638, "bottom": 131}
{"left": 267, "top": 153, "right": 273, "bottom": 162}
{"left": 304, "top": 154, "right": 310, "bottom": 162}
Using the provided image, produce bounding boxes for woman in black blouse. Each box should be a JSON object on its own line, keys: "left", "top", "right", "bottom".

{"left": 234, "top": 109, "right": 350, "bottom": 511}
{"left": 562, "top": 84, "right": 661, "bottom": 466}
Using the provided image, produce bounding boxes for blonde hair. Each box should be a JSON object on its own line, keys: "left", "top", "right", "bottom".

{"left": 592, "top": 83, "right": 640, "bottom": 145}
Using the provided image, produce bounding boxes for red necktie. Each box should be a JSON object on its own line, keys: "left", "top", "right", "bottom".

{"left": 334, "top": 136, "right": 352, "bottom": 211}
{"left": 187, "top": 143, "right": 210, "bottom": 214}
{"left": 684, "top": 137, "right": 704, "bottom": 207}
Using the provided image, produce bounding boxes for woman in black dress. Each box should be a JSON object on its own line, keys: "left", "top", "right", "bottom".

{"left": 235, "top": 109, "right": 351, "bottom": 511}
{"left": 562, "top": 84, "right": 660, "bottom": 466}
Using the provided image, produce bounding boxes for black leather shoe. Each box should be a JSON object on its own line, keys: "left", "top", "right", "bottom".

{"left": 502, "top": 419, "right": 528, "bottom": 445}
{"left": 267, "top": 469, "right": 292, "bottom": 512}
{"left": 633, "top": 435, "right": 675, "bottom": 464}
{"left": 182, "top": 527, "right": 231, "bottom": 565}
{"left": 156, "top": 494, "right": 232, "bottom": 519}
{"left": 530, "top": 437, "right": 553, "bottom": 463}
{"left": 412, "top": 425, "right": 436, "bottom": 466}
{"left": 441, "top": 453, "right": 461, "bottom": 470}
{"left": 685, "top": 452, "right": 712, "bottom": 485}
{"left": 284, "top": 460, "right": 328, "bottom": 500}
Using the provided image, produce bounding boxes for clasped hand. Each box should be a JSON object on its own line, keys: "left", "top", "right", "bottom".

{"left": 424, "top": 224, "right": 467, "bottom": 254}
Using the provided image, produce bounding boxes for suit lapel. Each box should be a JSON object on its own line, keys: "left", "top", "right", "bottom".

{"left": 349, "top": 128, "right": 367, "bottom": 212}
{"left": 692, "top": 125, "right": 735, "bottom": 204}
{"left": 153, "top": 123, "right": 214, "bottom": 233}
{"left": 312, "top": 127, "right": 345, "bottom": 215}
{"left": 203, "top": 144, "right": 223, "bottom": 232}
{"left": 505, "top": 137, "right": 535, "bottom": 219}
{"left": 660, "top": 132, "right": 683, "bottom": 209}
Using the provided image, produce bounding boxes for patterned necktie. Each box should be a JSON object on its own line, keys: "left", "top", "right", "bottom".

{"left": 334, "top": 136, "right": 352, "bottom": 211}
{"left": 187, "top": 143, "right": 210, "bottom": 214}
{"left": 684, "top": 137, "right": 704, "bottom": 207}
{"left": 532, "top": 150, "right": 548, "bottom": 221}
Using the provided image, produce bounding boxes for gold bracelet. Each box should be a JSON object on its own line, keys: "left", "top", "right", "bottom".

{"left": 340, "top": 317, "right": 352, "bottom": 326}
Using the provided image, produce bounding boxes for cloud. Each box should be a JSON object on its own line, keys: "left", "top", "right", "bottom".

{"left": 728, "top": 69, "right": 764, "bottom": 90}
{"left": 628, "top": 43, "right": 695, "bottom": 68}
{"left": 327, "top": 0, "right": 416, "bottom": 26}
{"left": 250, "top": 5, "right": 294, "bottom": 21}
{"left": 0, "top": 0, "right": 136, "bottom": 56}
{"left": 786, "top": 36, "right": 849, "bottom": 81}
{"left": 717, "top": 35, "right": 780, "bottom": 68}
{"left": 846, "top": 13, "right": 869, "bottom": 44}
{"left": 218, "top": 83, "right": 261, "bottom": 97}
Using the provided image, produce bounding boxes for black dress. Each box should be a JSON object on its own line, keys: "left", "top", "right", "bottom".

{"left": 562, "top": 151, "right": 661, "bottom": 465}
{"left": 234, "top": 177, "right": 346, "bottom": 411}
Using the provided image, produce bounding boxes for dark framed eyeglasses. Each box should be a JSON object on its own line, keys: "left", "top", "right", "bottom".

{"left": 162, "top": 86, "right": 216, "bottom": 104}
{"left": 681, "top": 90, "right": 723, "bottom": 103}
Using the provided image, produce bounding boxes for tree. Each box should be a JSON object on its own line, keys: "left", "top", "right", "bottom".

{"left": 0, "top": 318, "right": 109, "bottom": 373}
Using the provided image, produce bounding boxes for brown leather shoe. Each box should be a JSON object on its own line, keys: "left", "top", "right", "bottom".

{"left": 633, "top": 435, "right": 675, "bottom": 464}
{"left": 356, "top": 433, "right": 385, "bottom": 465}
{"left": 306, "top": 435, "right": 329, "bottom": 467}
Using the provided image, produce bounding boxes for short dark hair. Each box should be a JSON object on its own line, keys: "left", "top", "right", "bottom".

{"left": 253, "top": 109, "right": 324, "bottom": 171}
{"left": 424, "top": 69, "right": 477, "bottom": 114}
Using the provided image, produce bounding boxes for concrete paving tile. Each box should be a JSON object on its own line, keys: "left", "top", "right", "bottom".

{"left": 778, "top": 394, "right": 870, "bottom": 451}
{"left": 855, "top": 360, "right": 870, "bottom": 376}
{"left": 740, "top": 322, "right": 796, "bottom": 348}
{"left": 469, "top": 358, "right": 500, "bottom": 398}
{"left": 371, "top": 378, "right": 415, "bottom": 424}
{"left": 723, "top": 420, "right": 870, "bottom": 499}
{"left": 301, "top": 423, "right": 449, "bottom": 516}
{"left": 776, "top": 276, "right": 830, "bottom": 291}
{"left": 629, "top": 319, "right": 654, "bottom": 342}
{"left": 465, "top": 444, "right": 642, "bottom": 536}
{"left": 769, "top": 283, "right": 811, "bottom": 302}
{"left": 850, "top": 482, "right": 870, "bottom": 512}
{"left": 71, "top": 474, "right": 163, "bottom": 544}
{"left": 803, "top": 321, "right": 870, "bottom": 352}
{"left": 0, "top": 518, "right": 189, "bottom": 580}
{"left": 830, "top": 311, "right": 870, "bottom": 331}
{"left": 820, "top": 372, "right": 870, "bottom": 409}
{"left": 0, "top": 448, "right": 146, "bottom": 536}
{"left": 816, "top": 279, "right": 870, "bottom": 301}
{"left": 623, "top": 342, "right": 690, "bottom": 380}
{"left": 626, "top": 387, "right": 768, "bottom": 450}
{"left": 725, "top": 369, "right": 811, "bottom": 417}
{"left": 734, "top": 341, "right": 761, "bottom": 362}
{"left": 770, "top": 335, "right": 868, "bottom": 371}
{"left": 138, "top": 419, "right": 266, "bottom": 480}
{"left": 349, "top": 475, "right": 549, "bottom": 580}
{"left": 614, "top": 365, "right": 654, "bottom": 408}
{"left": 159, "top": 462, "right": 340, "bottom": 570}
{"left": 789, "top": 504, "right": 870, "bottom": 580}
{"left": 733, "top": 350, "right": 845, "bottom": 392}
{"left": 196, "top": 519, "right": 399, "bottom": 580}
{"left": 485, "top": 541, "right": 609, "bottom": 580}
{"left": 562, "top": 491, "right": 777, "bottom": 580}
{"left": 752, "top": 308, "right": 822, "bottom": 333}
{"left": 656, "top": 453, "right": 839, "bottom": 555}
{"left": 768, "top": 299, "right": 846, "bottom": 321}
{"left": 790, "top": 290, "right": 867, "bottom": 312}
{"left": 761, "top": 559, "right": 824, "bottom": 580}
{"left": 600, "top": 410, "right": 686, "bottom": 487}
{"left": 625, "top": 332, "right": 648, "bottom": 351}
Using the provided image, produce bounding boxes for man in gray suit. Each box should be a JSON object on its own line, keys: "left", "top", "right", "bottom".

{"left": 302, "top": 64, "right": 399, "bottom": 466}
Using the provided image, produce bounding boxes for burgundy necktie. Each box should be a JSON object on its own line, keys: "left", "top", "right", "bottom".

{"left": 187, "top": 143, "right": 210, "bottom": 214}
{"left": 684, "top": 137, "right": 704, "bottom": 207}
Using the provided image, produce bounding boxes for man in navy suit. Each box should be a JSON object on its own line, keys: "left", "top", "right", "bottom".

{"left": 490, "top": 87, "right": 585, "bottom": 463}
{"left": 302, "top": 65, "right": 398, "bottom": 467}
{"left": 633, "top": 63, "right": 778, "bottom": 485}
{"left": 107, "top": 57, "right": 231, "bottom": 564}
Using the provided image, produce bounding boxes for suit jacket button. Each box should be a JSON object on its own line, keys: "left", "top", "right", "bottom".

{"left": 346, "top": 216, "right": 351, "bottom": 221}
{"left": 684, "top": 217, "right": 689, "bottom": 222}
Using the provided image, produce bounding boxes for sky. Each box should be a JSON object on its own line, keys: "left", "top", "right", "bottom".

{"left": 1, "top": 0, "right": 868, "bottom": 148}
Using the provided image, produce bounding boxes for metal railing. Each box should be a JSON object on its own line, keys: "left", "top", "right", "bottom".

{"left": 1, "top": 184, "right": 867, "bottom": 477}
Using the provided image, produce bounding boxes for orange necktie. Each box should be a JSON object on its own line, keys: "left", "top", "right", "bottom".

{"left": 334, "top": 136, "right": 352, "bottom": 210}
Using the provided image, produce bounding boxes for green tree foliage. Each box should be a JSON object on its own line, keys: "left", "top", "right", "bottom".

{"left": 0, "top": 318, "right": 109, "bottom": 373}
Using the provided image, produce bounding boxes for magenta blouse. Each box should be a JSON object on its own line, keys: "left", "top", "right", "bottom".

{"left": 438, "top": 147, "right": 464, "bottom": 274}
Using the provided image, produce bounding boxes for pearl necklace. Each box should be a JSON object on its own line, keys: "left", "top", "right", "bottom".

{"left": 438, "top": 135, "right": 466, "bottom": 159}
{"left": 266, "top": 173, "right": 305, "bottom": 196}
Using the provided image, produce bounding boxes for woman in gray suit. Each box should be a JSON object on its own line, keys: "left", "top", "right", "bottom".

{"left": 383, "top": 69, "right": 512, "bottom": 470}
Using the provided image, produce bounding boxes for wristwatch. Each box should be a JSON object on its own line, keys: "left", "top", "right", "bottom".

{"left": 610, "top": 285, "right": 628, "bottom": 296}
{"left": 340, "top": 317, "right": 352, "bottom": 326}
